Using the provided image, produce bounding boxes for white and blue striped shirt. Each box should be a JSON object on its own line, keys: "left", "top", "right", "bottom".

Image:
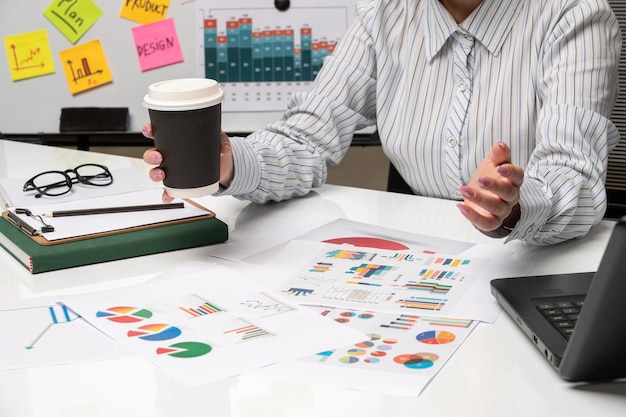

{"left": 223, "top": 0, "right": 622, "bottom": 245}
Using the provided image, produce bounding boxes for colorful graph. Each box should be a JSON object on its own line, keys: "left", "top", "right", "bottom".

{"left": 347, "top": 263, "right": 396, "bottom": 278}
{"left": 396, "top": 297, "right": 447, "bottom": 311}
{"left": 425, "top": 257, "right": 471, "bottom": 267}
{"left": 416, "top": 330, "right": 456, "bottom": 345}
{"left": 379, "top": 314, "right": 420, "bottom": 331}
{"left": 179, "top": 300, "right": 222, "bottom": 318}
{"left": 325, "top": 249, "right": 369, "bottom": 261}
{"left": 420, "top": 317, "right": 473, "bottom": 328}
{"left": 394, "top": 352, "right": 439, "bottom": 369}
{"left": 310, "top": 262, "right": 333, "bottom": 273}
{"left": 337, "top": 333, "right": 400, "bottom": 365}
{"left": 403, "top": 281, "right": 453, "bottom": 295}
{"left": 127, "top": 323, "right": 182, "bottom": 341}
{"left": 202, "top": 16, "right": 335, "bottom": 83}
{"left": 284, "top": 287, "right": 314, "bottom": 296}
{"left": 156, "top": 341, "right": 213, "bottom": 358}
{"left": 25, "top": 305, "right": 80, "bottom": 350}
{"left": 323, "top": 286, "right": 389, "bottom": 304}
{"left": 95, "top": 306, "right": 153, "bottom": 323}
{"left": 224, "top": 322, "right": 271, "bottom": 341}
{"left": 380, "top": 253, "right": 419, "bottom": 262}
{"left": 419, "top": 269, "right": 461, "bottom": 280}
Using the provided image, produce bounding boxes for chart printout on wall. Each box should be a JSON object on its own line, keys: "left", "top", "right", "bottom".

{"left": 195, "top": 0, "right": 357, "bottom": 112}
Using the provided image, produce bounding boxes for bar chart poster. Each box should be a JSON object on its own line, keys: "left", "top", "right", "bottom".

{"left": 196, "top": 0, "right": 357, "bottom": 112}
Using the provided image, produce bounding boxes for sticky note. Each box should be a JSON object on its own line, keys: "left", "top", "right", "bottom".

{"left": 59, "top": 39, "right": 113, "bottom": 94}
{"left": 44, "top": 0, "right": 103, "bottom": 44}
{"left": 131, "top": 18, "right": 184, "bottom": 72}
{"left": 4, "top": 29, "right": 56, "bottom": 81}
{"left": 120, "top": 0, "right": 171, "bottom": 24}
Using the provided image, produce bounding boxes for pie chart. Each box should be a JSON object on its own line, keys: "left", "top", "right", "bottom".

{"left": 96, "top": 306, "right": 153, "bottom": 323}
{"left": 416, "top": 330, "right": 456, "bottom": 344}
{"left": 156, "top": 341, "right": 213, "bottom": 358}
{"left": 127, "top": 323, "right": 182, "bottom": 341}
{"left": 394, "top": 352, "right": 439, "bottom": 369}
{"left": 323, "top": 237, "right": 409, "bottom": 250}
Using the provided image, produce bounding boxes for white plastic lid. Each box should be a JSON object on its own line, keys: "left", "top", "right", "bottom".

{"left": 143, "top": 78, "right": 224, "bottom": 111}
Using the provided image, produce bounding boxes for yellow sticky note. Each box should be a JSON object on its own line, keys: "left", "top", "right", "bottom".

{"left": 59, "top": 39, "right": 113, "bottom": 94}
{"left": 44, "top": 0, "right": 103, "bottom": 44}
{"left": 120, "top": 0, "right": 171, "bottom": 24}
{"left": 4, "top": 29, "right": 56, "bottom": 81}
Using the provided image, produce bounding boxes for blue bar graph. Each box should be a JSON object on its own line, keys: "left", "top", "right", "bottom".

{"left": 203, "top": 16, "right": 335, "bottom": 83}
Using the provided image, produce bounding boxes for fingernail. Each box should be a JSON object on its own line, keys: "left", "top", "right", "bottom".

{"left": 142, "top": 125, "right": 152, "bottom": 136}
{"left": 497, "top": 141, "right": 509, "bottom": 151}
{"left": 152, "top": 170, "right": 164, "bottom": 181}
{"left": 456, "top": 203, "right": 470, "bottom": 215}
{"left": 459, "top": 186, "right": 474, "bottom": 199}
{"left": 497, "top": 165, "right": 511, "bottom": 176}
{"left": 478, "top": 177, "right": 491, "bottom": 188}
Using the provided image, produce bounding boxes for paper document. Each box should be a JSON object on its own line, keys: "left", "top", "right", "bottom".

{"left": 7, "top": 189, "right": 209, "bottom": 241}
{"left": 62, "top": 261, "right": 366, "bottom": 386}
{"left": 0, "top": 166, "right": 155, "bottom": 208}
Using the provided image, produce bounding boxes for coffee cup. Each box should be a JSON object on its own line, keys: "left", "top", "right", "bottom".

{"left": 143, "top": 78, "right": 224, "bottom": 198}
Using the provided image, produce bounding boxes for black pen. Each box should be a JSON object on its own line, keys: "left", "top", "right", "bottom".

{"left": 42, "top": 202, "right": 185, "bottom": 217}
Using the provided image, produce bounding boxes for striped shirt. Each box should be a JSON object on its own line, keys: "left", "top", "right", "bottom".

{"left": 222, "top": 0, "right": 622, "bottom": 245}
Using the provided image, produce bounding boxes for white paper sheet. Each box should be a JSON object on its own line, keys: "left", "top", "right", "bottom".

{"left": 211, "top": 215, "right": 477, "bottom": 265}
{"left": 250, "top": 305, "right": 479, "bottom": 397}
{"left": 62, "top": 261, "right": 366, "bottom": 386}
{"left": 7, "top": 189, "right": 210, "bottom": 240}
{"left": 0, "top": 297, "right": 129, "bottom": 370}
{"left": 262, "top": 240, "right": 529, "bottom": 323}
{"left": 1, "top": 166, "right": 155, "bottom": 207}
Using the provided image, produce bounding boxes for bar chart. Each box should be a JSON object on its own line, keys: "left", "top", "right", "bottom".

{"left": 196, "top": 0, "right": 356, "bottom": 112}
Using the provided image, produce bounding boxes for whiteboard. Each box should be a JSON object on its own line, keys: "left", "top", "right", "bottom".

{"left": 0, "top": 0, "right": 284, "bottom": 134}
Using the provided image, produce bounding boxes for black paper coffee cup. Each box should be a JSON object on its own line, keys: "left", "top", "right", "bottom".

{"left": 143, "top": 78, "right": 224, "bottom": 198}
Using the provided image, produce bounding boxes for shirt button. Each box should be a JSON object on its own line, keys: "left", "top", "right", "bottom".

{"left": 458, "top": 83, "right": 466, "bottom": 92}
{"left": 448, "top": 137, "right": 457, "bottom": 147}
{"left": 453, "top": 190, "right": 463, "bottom": 199}
{"left": 526, "top": 226, "right": 535, "bottom": 235}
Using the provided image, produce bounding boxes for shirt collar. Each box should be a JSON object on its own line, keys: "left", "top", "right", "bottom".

{"left": 424, "top": 0, "right": 522, "bottom": 59}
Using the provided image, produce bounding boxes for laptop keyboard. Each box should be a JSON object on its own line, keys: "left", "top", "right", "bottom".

{"left": 535, "top": 296, "right": 585, "bottom": 340}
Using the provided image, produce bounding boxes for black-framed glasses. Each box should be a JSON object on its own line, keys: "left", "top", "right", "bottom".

{"left": 22, "top": 163, "right": 113, "bottom": 198}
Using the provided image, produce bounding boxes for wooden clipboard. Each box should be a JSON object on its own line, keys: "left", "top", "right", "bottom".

{"left": 2, "top": 199, "right": 216, "bottom": 246}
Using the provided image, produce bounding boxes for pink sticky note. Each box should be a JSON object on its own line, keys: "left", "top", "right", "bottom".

{"left": 131, "top": 18, "right": 183, "bottom": 71}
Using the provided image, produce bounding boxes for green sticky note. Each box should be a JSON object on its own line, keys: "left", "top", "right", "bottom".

{"left": 44, "top": 0, "right": 103, "bottom": 44}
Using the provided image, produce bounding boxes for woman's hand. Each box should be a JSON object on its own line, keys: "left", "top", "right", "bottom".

{"left": 141, "top": 123, "right": 235, "bottom": 202}
{"left": 456, "top": 142, "right": 524, "bottom": 235}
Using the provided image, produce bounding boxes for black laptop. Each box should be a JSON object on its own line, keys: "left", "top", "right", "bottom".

{"left": 490, "top": 217, "right": 626, "bottom": 381}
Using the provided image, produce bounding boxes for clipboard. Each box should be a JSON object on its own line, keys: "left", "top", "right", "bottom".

{"left": 2, "top": 199, "right": 216, "bottom": 246}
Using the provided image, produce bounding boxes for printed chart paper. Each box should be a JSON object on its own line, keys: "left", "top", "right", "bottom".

{"left": 195, "top": 0, "right": 357, "bottom": 112}
{"left": 0, "top": 298, "right": 128, "bottom": 370}
{"left": 269, "top": 240, "right": 503, "bottom": 323}
{"left": 252, "top": 305, "right": 478, "bottom": 397}
{"left": 62, "top": 261, "right": 365, "bottom": 386}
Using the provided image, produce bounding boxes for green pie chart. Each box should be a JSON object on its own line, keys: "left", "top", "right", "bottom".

{"left": 156, "top": 341, "right": 212, "bottom": 358}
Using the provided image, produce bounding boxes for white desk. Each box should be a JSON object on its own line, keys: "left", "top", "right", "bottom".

{"left": 1, "top": 139, "right": 624, "bottom": 417}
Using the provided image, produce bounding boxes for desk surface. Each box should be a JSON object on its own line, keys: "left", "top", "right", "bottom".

{"left": 1, "top": 139, "right": 624, "bottom": 417}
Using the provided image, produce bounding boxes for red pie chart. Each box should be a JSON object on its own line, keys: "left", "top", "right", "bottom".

{"left": 323, "top": 237, "right": 409, "bottom": 250}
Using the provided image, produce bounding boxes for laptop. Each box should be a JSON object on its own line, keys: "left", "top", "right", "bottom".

{"left": 490, "top": 217, "right": 626, "bottom": 381}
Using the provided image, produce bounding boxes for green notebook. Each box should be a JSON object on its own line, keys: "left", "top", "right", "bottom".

{"left": 0, "top": 216, "right": 228, "bottom": 274}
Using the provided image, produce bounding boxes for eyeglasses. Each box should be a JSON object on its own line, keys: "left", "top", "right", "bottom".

{"left": 22, "top": 163, "right": 113, "bottom": 198}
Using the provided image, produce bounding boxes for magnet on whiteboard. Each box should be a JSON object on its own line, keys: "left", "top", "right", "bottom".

{"left": 274, "top": 0, "right": 290, "bottom": 12}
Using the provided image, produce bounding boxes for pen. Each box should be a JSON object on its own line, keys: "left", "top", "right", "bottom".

{"left": 43, "top": 202, "right": 185, "bottom": 217}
